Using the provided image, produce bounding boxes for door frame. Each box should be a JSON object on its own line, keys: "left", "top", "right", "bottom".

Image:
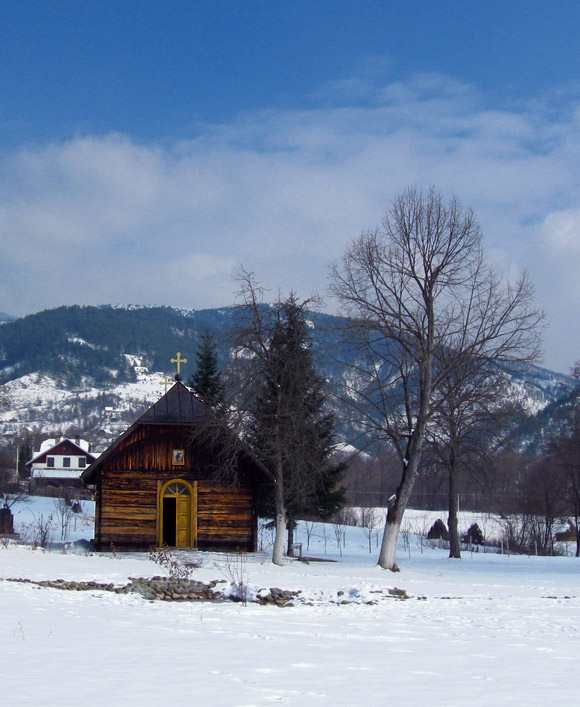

{"left": 157, "top": 478, "right": 198, "bottom": 548}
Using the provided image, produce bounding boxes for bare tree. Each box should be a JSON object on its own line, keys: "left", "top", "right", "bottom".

{"left": 426, "top": 361, "right": 521, "bottom": 558}
{"left": 0, "top": 444, "right": 28, "bottom": 515}
{"left": 303, "top": 520, "right": 317, "bottom": 551}
{"left": 360, "top": 505, "right": 380, "bottom": 553}
{"left": 548, "top": 393, "right": 580, "bottom": 557}
{"left": 517, "top": 458, "right": 567, "bottom": 555}
{"left": 53, "top": 494, "right": 75, "bottom": 541}
{"left": 0, "top": 468, "right": 27, "bottom": 536}
{"left": 332, "top": 517, "right": 344, "bottom": 556}
{"left": 330, "top": 187, "right": 543, "bottom": 570}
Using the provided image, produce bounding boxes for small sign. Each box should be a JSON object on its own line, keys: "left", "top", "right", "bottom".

{"left": 172, "top": 449, "right": 185, "bottom": 466}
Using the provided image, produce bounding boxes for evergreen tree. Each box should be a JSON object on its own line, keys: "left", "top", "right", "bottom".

{"left": 189, "top": 329, "right": 223, "bottom": 406}
{"left": 18, "top": 442, "right": 32, "bottom": 480}
{"left": 249, "top": 295, "right": 346, "bottom": 558}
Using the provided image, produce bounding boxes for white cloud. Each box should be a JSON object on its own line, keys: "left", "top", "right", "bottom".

{"left": 0, "top": 72, "right": 579, "bottom": 371}
{"left": 543, "top": 209, "right": 580, "bottom": 250}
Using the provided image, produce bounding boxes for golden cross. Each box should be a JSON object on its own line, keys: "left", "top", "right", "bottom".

{"left": 170, "top": 352, "right": 188, "bottom": 375}
{"left": 159, "top": 375, "right": 172, "bottom": 393}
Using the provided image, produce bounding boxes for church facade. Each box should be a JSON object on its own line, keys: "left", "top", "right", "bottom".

{"left": 82, "top": 380, "right": 271, "bottom": 552}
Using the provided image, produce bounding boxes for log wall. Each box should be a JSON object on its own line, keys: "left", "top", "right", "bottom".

{"left": 93, "top": 425, "right": 259, "bottom": 551}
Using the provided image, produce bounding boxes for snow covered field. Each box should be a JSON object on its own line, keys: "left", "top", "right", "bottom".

{"left": 2, "top": 500, "right": 580, "bottom": 706}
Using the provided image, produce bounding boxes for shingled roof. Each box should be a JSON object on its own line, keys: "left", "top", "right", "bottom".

{"left": 138, "top": 380, "right": 207, "bottom": 424}
{"left": 81, "top": 381, "right": 206, "bottom": 483}
{"left": 81, "top": 380, "right": 273, "bottom": 484}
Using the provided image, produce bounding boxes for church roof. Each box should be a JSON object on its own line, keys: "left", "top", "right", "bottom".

{"left": 137, "top": 380, "right": 207, "bottom": 424}
{"left": 81, "top": 380, "right": 205, "bottom": 483}
{"left": 81, "top": 380, "right": 273, "bottom": 484}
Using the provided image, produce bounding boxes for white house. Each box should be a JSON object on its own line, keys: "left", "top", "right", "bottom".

{"left": 27, "top": 436, "right": 98, "bottom": 488}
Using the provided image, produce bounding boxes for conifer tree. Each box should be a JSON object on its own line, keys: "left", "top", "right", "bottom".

{"left": 18, "top": 442, "right": 32, "bottom": 479}
{"left": 248, "top": 295, "right": 347, "bottom": 560}
{"left": 190, "top": 329, "right": 223, "bottom": 407}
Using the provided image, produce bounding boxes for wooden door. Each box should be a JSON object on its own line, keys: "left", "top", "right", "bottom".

{"left": 175, "top": 494, "right": 190, "bottom": 547}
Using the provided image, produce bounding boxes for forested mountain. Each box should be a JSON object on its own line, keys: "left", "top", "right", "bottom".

{"left": 0, "top": 304, "right": 575, "bottom": 452}
{"left": 0, "top": 305, "right": 232, "bottom": 386}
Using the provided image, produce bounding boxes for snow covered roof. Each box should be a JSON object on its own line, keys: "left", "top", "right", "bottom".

{"left": 28, "top": 437, "right": 97, "bottom": 465}
{"left": 38, "top": 437, "right": 91, "bottom": 454}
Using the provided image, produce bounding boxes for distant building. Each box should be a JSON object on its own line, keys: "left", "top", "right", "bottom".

{"left": 27, "top": 436, "right": 98, "bottom": 492}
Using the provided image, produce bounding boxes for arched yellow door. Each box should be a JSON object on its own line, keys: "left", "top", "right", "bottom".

{"left": 159, "top": 480, "right": 197, "bottom": 548}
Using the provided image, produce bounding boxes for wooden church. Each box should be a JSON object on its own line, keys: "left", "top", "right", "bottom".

{"left": 82, "top": 377, "right": 271, "bottom": 552}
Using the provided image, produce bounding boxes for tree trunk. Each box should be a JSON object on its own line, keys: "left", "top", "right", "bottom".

{"left": 272, "top": 508, "right": 287, "bottom": 566}
{"left": 448, "top": 449, "right": 461, "bottom": 559}
{"left": 272, "top": 466, "right": 287, "bottom": 565}
{"left": 287, "top": 519, "right": 295, "bottom": 557}
{"left": 0, "top": 507, "right": 14, "bottom": 535}
{"left": 378, "top": 510, "right": 402, "bottom": 571}
{"left": 377, "top": 424, "right": 428, "bottom": 570}
{"left": 270, "top": 421, "right": 287, "bottom": 566}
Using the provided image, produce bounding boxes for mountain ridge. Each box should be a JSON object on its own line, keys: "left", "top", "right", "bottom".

{"left": 0, "top": 304, "right": 574, "bottom": 453}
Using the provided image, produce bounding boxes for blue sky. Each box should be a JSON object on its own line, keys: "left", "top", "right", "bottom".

{"left": 1, "top": 1, "right": 579, "bottom": 372}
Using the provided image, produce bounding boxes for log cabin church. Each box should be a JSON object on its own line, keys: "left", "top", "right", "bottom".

{"left": 82, "top": 378, "right": 271, "bottom": 552}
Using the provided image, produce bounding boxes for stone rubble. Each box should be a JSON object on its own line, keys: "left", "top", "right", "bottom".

{"left": 5, "top": 576, "right": 225, "bottom": 602}
{"left": 4, "top": 577, "right": 408, "bottom": 605}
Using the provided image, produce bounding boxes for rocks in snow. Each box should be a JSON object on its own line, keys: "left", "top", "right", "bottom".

{"left": 5, "top": 576, "right": 225, "bottom": 602}
{"left": 5, "top": 576, "right": 410, "bottom": 606}
{"left": 257, "top": 587, "right": 301, "bottom": 607}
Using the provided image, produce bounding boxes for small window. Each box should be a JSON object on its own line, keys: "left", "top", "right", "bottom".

{"left": 164, "top": 482, "right": 190, "bottom": 497}
{"left": 46, "top": 457, "right": 55, "bottom": 468}
{"left": 78, "top": 457, "right": 86, "bottom": 468}
{"left": 63, "top": 457, "right": 71, "bottom": 468}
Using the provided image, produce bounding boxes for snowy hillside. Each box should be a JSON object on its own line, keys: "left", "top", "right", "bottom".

{"left": 0, "top": 355, "right": 168, "bottom": 439}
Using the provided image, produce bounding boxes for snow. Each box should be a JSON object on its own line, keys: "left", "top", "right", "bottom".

{"left": 375, "top": 507, "right": 509, "bottom": 542}
{"left": 32, "top": 436, "right": 91, "bottom": 459}
{"left": 332, "top": 442, "right": 370, "bottom": 458}
{"left": 66, "top": 336, "right": 100, "bottom": 349}
{"left": 0, "top": 363, "right": 169, "bottom": 435}
{"left": 2, "top": 499, "right": 580, "bottom": 705}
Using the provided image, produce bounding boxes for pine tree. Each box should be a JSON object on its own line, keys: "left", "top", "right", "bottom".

{"left": 18, "top": 442, "right": 32, "bottom": 479}
{"left": 189, "top": 329, "right": 223, "bottom": 407}
{"left": 249, "top": 296, "right": 346, "bottom": 559}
